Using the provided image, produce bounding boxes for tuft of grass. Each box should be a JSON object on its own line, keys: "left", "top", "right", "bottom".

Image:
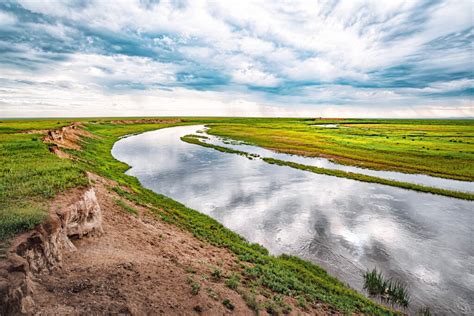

{"left": 205, "top": 287, "right": 219, "bottom": 300}
{"left": 187, "top": 277, "right": 201, "bottom": 295}
{"left": 191, "top": 282, "right": 201, "bottom": 295}
{"left": 222, "top": 298, "right": 235, "bottom": 310}
{"left": 363, "top": 268, "right": 410, "bottom": 308}
{"left": 296, "top": 295, "right": 308, "bottom": 310}
{"left": 242, "top": 292, "right": 259, "bottom": 312}
{"left": 114, "top": 198, "right": 138, "bottom": 216}
{"left": 225, "top": 274, "right": 240, "bottom": 290}
{"left": 211, "top": 268, "right": 222, "bottom": 281}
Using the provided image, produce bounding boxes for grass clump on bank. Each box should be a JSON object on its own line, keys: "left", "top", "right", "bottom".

{"left": 363, "top": 268, "right": 410, "bottom": 309}
{"left": 114, "top": 198, "right": 138, "bottom": 216}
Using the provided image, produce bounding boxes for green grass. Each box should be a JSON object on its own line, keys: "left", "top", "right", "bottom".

{"left": 114, "top": 198, "right": 138, "bottom": 216}
{"left": 2, "top": 117, "right": 470, "bottom": 313}
{"left": 206, "top": 118, "right": 474, "bottom": 181}
{"left": 222, "top": 298, "right": 235, "bottom": 310}
{"left": 225, "top": 274, "right": 240, "bottom": 290}
{"left": 0, "top": 132, "right": 87, "bottom": 240}
{"left": 363, "top": 268, "right": 410, "bottom": 308}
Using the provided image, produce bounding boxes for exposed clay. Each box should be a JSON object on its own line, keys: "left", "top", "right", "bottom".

{"left": 45, "top": 123, "right": 96, "bottom": 150}
{"left": 0, "top": 188, "right": 103, "bottom": 315}
{"left": 43, "top": 119, "right": 180, "bottom": 158}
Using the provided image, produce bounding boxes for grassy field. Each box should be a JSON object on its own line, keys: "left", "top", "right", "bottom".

{"left": 0, "top": 132, "right": 87, "bottom": 242}
{"left": 0, "top": 118, "right": 398, "bottom": 314}
{"left": 206, "top": 118, "right": 474, "bottom": 181}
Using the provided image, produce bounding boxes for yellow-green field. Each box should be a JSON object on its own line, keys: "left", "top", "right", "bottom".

{"left": 206, "top": 118, "right": 474, "bottom": 181}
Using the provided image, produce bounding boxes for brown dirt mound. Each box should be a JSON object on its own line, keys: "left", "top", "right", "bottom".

{"left": 42, "top": 122, "right": 96, "bottom": 151}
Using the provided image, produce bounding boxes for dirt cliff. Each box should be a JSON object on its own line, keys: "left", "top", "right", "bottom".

{"left": 0, "top": 187, "right": 103, "bottom": 314}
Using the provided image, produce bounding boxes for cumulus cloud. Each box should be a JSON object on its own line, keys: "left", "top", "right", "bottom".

{"left": 0, "top": 0, "right": 472, "bottom": 117}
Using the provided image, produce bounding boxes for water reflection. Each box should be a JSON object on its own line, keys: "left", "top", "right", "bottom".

{"left": 204, "top": 131, "right": 474, "bottom": 193}
{"left": 112, "top": 125, "right": 474, "bottom": 314}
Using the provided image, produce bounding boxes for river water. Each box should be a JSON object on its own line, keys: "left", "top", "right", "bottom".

{"left": 203, "top": 129, "right": 474, "bottom": 193}
{"left": 112, "top": 125, "right": 474, "bottom": 314}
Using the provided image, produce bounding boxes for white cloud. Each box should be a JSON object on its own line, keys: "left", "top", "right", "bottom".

{"left": 0, "top": 10, "right": 16, "bottom": 26}
{"left": 1, "top": 0, "right": 472, "bottom": 117}
{"left": 232, "top": 64, "right": 280, "bottom": 87}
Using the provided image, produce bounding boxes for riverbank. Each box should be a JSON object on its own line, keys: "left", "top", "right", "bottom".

{"left": 0, "top": 119, "right": 396, "bottom": 314}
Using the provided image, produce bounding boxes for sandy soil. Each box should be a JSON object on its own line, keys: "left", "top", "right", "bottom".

{"left": 30, "top": 174, "right": 322, "bottom": 315}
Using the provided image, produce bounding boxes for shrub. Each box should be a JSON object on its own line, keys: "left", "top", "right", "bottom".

{"left": 222, "top": 299, "right": 235, "bottom": 310}
{"left": 211, "top": 268, "right": 222, "bottom": 281}
{"left": 225, "top": 274, "right": 240, "bottom": 290}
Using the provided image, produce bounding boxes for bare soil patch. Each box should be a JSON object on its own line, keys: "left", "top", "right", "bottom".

{"left": 30, "top": 175, "right": 322, "bottom": 315}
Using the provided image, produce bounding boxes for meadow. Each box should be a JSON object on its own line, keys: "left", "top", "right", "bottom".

{"left": 206, "top": 118, "right": 474, "bottom": 181}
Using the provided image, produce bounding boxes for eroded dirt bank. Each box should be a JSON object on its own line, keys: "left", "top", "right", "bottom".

{"left": 0, "top": 183, "right": 103, "bottom": 315}
{"left": 1, "top": 174, "right": 328, "bottom": 315}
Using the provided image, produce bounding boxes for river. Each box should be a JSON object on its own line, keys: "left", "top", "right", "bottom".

{"left": 112, "top": 125, "right": 474, "bottom": 314}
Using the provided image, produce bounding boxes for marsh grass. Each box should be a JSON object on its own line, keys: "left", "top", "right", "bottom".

{"left": 363, "top": 268, "right": 410, "bottom": 308}
{"left": 207, "top": 119, "right": 474, "bottom": 181}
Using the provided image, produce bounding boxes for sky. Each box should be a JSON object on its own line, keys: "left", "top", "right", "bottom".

{"left": 0, "top": 0, "right": 472, "bottom": 118}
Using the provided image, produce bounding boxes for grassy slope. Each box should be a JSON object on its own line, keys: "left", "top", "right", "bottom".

{"left": 0, "top": 118, "right": 395, "bottom": 314}
{"left": 0, "top": 132, "right": 87, "bottom": 241}
{"left": 206, "top": 118, "right": 474, "bottom": 181}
